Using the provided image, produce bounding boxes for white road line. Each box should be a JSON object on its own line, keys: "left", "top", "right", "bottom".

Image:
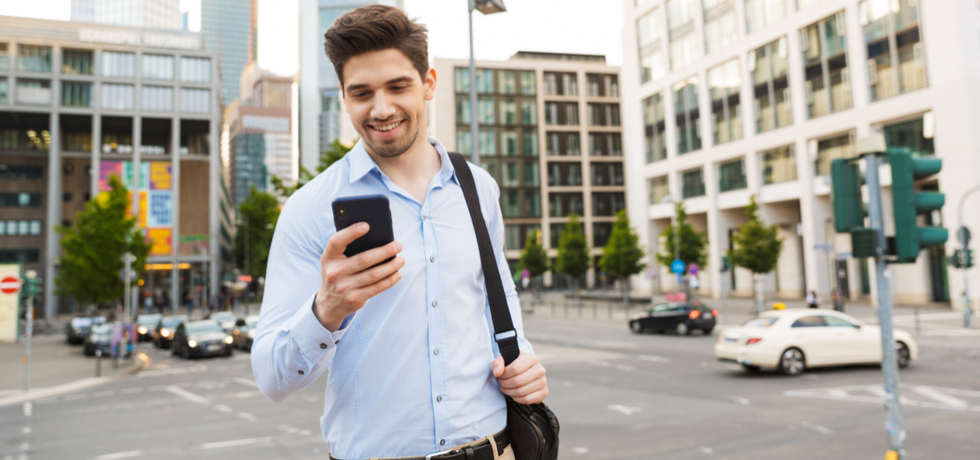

{"left": 119, "top": 388, "right": 143, "bottom": 395}
{"left": 165, "top": 386, "right": 209, "bottom": 405}
{"left": 571, "top": 447, "right": 589, "bottom": 454}
{"left": 23, "top": 402, "right": 31, "bottom": 416}
{"left": 22, "top": 427, "right": 31, "bottom": 434}
{"left": 94, "top": 450, "right": 142, "bottom": 460}
{"left": 201, "top": 437, "right": 271, "bottom": 450}
{"left": 800, "top": 421, "right": 834, "bottom": 435}
{"left": 138, "top": 365, "right": 207, "bottom": 378}
{"left": 729, "top": 396, "right": 751, "bottom": 406}
{"left": 607, "top": 404, "right": 642, "bottom": 416}
{"left": 212, "top": 404, "right": 233, "bottom": 413}
{"left": 237, "top": 412, "right": 257, "bottom": 421}
{"left": 699, "top": 446, "right": 715, "bottom": 454}
{"left": 615, "top": 365, "right": 635, "bottom": 372}
{"left": 911, "top": 386, "right": 970, "bottom": 408}
{"left": 636, "top": 355, "right": 671, "bottom": 363}
{"left": 233, "top": 377, "right": 258, "bottom": 388}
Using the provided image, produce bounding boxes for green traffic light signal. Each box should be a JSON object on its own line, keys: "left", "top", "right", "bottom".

{"left": 889, "top": 151, "right": 947, "bottom": 263}
{"left": 831, "top": 159, "right": 864, "bottom": 233}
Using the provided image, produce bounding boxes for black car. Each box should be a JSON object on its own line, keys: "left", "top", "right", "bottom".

{"left": 208, "top": 311, "right": 239, "bottom": 333}
{"left": 66, "top": 316, "right": 106, "bottom": 345}
{"left": 153, "top": 315, "right": 188, "bottom": 349}
{"left": 135, "top": 314, "right": 162, "bottom": 342}
{"left": 230, "top": 315, "right": 259, "bottom": 351}
{"left": 628, "top": 302, "right": 717, "bottom": 335}
{"left": 171, "top": 320, "right": 233, "bottom": 359}
{"left": 83, "top": 323, "right": 114, "bottom": 356}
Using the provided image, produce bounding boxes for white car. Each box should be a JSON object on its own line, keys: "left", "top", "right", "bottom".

{"left": 714, "top": 309, "right": 918, "bottom": 375}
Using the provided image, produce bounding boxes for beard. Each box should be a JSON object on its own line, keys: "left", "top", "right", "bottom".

{"left": 361, "top": 115, "right": 421, "bottom": 159}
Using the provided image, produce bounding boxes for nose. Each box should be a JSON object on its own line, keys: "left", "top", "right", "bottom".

{"left": 370, "top": 91, "right": 397, "bottom": 122}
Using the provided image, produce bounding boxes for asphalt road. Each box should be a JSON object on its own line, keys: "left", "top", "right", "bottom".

{"left": 2, "top": 309, "right": 979, "bottom": 460}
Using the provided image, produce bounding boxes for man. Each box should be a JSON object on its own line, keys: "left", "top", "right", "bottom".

{"left": 806, "top": 290, "right": 820, "bottom": 309}
{"left": 252, "top": 5, "right": 547, "bottom": 460}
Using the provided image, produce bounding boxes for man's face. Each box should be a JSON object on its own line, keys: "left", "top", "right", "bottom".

{"left": 341, "top": 49, "right": 436, "bottom": 158}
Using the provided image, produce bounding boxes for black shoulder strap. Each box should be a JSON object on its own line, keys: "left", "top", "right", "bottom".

{"left": 448, "top": 152, "right": 521, "bottom": 366}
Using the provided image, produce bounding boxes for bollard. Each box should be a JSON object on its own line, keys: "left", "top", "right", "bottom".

{"left": 914, "top": 307, "right": 920, "bottom": 334}
{"left": 95, "top": 349, "right": 102, "bottom": 377}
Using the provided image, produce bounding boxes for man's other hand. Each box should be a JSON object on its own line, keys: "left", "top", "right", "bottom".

{"left": 314, "top": 222, "right": 405, "bottom": 331}
{"left": 492, "top": 352, "right": 548, "bottom": 405}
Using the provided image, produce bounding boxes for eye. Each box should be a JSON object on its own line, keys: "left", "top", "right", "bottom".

{"left": 391, "top": 86, "right": 407, "bottom": 91}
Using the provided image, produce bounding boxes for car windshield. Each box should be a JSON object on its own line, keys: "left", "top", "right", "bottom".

{"left": 161, "top": 316, "right": 187, "bottom": 328}
{"left": 187, "top": 321, "right": 223, "bottom": 334}
{"left": 137, "top": 314, "right": 162, "bottom": 325}
{"left": 71, "top": 317, "right": 93, "bottom": 327}
{"left": 742, "top": 317, "right": 779, "bottom": 328}
{"left": 211, "top": 313, "right": 236, "bottom": 322}
{"left": 91, "top": 324, "right": 113, "bottom": 334}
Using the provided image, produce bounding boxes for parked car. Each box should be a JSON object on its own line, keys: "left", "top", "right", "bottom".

{"left": 135, "top": 314, "right": 162, "bottom": 342}
{"left": 83, "top": 323, "right": 113, "bottom": 356}
{"left": 231, "top": 315, "right": 259, "bottom": 351}
{"left": 153, "top": 315, "right": 188, "bottom": 349}
{"left": 628, "top": 302, "right": 717, "bottom": 335}
{"left": 208, "top": 311, "right": 239, "bottom": 333}
{"left": 714, "top": 310, "right": 919, "bottom": 375}
{"left": 171, "top": 320, "right": 233, "bottom": 359}
{"left": 66, "top": 316, "right": 106, "bottom": 345}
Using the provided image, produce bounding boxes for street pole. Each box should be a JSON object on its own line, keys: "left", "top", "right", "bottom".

{"left": 957, "top": 184, "right": 980, "bottom": 328}
{"left": 123, "top": 253, "right": 132, "bottom": 323}
{"left": 672, "top": 198, "right": 682, "bottom": 292}
{"left": 864, "top": 152, "right": 905, "bottom": 458}
{"left": 467, "top": 3, "right": 480, "bottom": 166}
{"left": 24, "top": 293, "right": 32, "bottom": 392}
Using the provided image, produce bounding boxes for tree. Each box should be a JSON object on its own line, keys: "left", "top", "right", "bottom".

{"left": 234, "top": 187, "right": 282, "bottom": 283}
{"left": 519, "top": 229, "right": 549, "bottom": 302}
{"left": 554, "top": 214, "right": 590, "bottom": 299}
{"left": 56, "top": 175, "right": 150, "bottom": 309}
{"left": 600, "top": 210, "right": 647, "bottom": 306}
{"left": 272, "top": 139, "right": 353, "bottom": 198}
{"left": 655, "top": 202, "right": 709, "bottom": 293}
{"left": 728, "top": 195, "right": 784, "bottom": 313}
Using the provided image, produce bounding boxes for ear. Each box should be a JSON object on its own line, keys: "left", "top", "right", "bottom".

{"left": 423, "top": 68, "right": 437, "bottom": 102}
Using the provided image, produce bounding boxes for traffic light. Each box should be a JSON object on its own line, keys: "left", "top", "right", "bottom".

{"left": 831, "top": 159, "right": 864, "bottom": 233}
{"left": 889, "top": 151, "right": 947, "bottom": 263}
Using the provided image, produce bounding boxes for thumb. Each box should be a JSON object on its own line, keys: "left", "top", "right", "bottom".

{"left": 491, "top": 356, "right": 505, "bottom": 377}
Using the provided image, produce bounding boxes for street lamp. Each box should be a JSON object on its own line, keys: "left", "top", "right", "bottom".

{"left": 467, "top": 0, "right": 507, "bottom": 166}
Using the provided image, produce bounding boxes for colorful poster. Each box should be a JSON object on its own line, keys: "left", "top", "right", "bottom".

{"left": 149, "top": 162, "right": 172, "bottom": 190}
{"left": 147, "top": 191, "right": 173, "bottom": 227}
{"left": 99, "top": 161, "right": 169, "bottom": 191}
{"left": 179, "top": 235, "right": 209, "bottom": 256}
{"left": 146, "top": 228, "right": 173, "bottom": 256}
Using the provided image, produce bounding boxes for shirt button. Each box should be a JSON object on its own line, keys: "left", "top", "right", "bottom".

{"left": 298, "top": 370, "right": 305, "bottom": 375}
{"left": 437, "top": 396, "right": 442, "bottom": 402}
{"left": 430, "top": 256, "right": 435, "bottom": 262}
{"left": 421, "top": 215, "right": 426, "bottom": 221}
{"left": 440, "top": 440, "right": 446, "bottom": 446}
{"left": 320, "top": 343, "right": 327, "bottom": 349}
{"left": 432, "top": 301, "right": 438, "bottom": 307}
{"left": 433, "top": 348, "right": 440, "bottom": 355}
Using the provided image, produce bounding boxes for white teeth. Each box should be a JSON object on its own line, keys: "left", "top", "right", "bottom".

{"left": 375, "top": 121, "right": 400, "bottom": 132}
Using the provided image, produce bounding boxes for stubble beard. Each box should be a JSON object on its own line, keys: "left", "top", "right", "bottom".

{"left": 363, "top": 117, "right": 421, "bottom": 159}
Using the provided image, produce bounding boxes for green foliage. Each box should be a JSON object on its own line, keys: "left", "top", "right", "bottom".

{"left": 272, "top": 139, "right": 354, "bottom": 198}
{"left": 655, "top": 202, "right": 708, "bottom": 269}
{"left": 554, "top": 214, "right": 590, "bottom": 280}
{"left": 728, "top": 195, "right": 783, "bottom": 274}
{"left": 600, "top": 210, "right": 646, "bottom": 279}
{"left": 234, "top": 187, "right": 282, "bottom": 277}
{"left": 55, "top": 176, "right": 150, "bottom": 307}
{"left": 519, "top": 229, "right": 549, "bottom": 278}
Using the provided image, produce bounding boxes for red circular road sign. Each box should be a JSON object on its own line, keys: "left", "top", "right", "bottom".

{"left": 1, "top": 276, "right": 22, "bottom": 294}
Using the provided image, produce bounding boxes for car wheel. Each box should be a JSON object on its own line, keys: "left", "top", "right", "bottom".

{"left": 226, "top": 347, "right": 233, "bottom": 357}
{"left": 676, "top": 322, "right": 690, "bottom": 336}
{"left": 629, "top": 321, "right": 642, "bottom": 334}
{"left": 703, "top": 327, "right": 714, "bottom": 335}
{"left": 741, "top": 364, "right": 761, "bottom": 373}
{"left": 896, "top": 342, "right": 911, "bottom": 369}
{"left": 778, "top": 348, "right": 806, "bottom": 376}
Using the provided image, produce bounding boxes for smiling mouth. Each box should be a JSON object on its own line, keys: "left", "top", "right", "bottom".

{"left": 371, "top": 120, "right": 403, "bottom": 132}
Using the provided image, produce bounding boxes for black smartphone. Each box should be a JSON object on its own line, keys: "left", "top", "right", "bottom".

{"left": 332, "top": 194, "right": 395, "bottom": 265}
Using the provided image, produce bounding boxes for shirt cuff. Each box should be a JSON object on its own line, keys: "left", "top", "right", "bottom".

{"left": 284, "top": 290, "right": 351, "bottom": 363}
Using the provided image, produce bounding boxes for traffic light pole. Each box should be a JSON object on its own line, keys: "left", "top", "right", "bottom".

{"left": 864, "top": 153, "right": 905, "bottom": 459}
{"left": 957, "top": 185, "right": 980, "bottom": 328}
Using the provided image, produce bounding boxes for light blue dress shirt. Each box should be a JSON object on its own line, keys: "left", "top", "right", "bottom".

{"left": 251, "top": 137, "right": 533, "bottom": 459}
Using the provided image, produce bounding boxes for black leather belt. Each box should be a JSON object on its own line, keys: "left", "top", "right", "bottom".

{"left": 330, "top": 429, "right": 509, "bottom": 460}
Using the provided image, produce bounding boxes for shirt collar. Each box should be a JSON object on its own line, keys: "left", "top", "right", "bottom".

{"left": 347, "top": 136, "right": 459, "bottom": 186}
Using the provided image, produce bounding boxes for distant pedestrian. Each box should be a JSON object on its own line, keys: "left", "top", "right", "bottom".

{"left": 144, "top": 296, "right": 153, "bottom": 314}
{"left": 832, "top": 290, "right": 846, "bottom": 313}
{"left": 806, "top": 290, "right": 820, "bottom": 309}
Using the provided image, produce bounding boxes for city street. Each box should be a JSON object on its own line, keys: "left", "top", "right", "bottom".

{"left": 2, "top": 298, "right": 979, "bottom": 460}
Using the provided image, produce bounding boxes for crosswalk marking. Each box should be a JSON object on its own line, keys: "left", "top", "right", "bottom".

{"left": 785, "top": 384, "right": 980, "bottom": 412}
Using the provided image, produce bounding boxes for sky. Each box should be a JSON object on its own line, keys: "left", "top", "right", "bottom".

{"left": 0, "top": 0, "right": 624, "bottom": 77}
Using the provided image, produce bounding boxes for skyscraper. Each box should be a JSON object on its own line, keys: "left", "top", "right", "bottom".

{"left": 71, "top": 0, "right": 182, "bottom": 30}
{"left": 201, "top": 0, "right": 251, "bottom": 106}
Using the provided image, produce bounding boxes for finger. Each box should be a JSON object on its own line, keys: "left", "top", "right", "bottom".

{"left": 491, "top": 356, "right": 505, "bottom": 377}
{"left": 323, "top": 223, "right": 371, "bottom": 261}
{"left": 500, "top": 375, "right": 547, "bottom": 397}
{"left": 499, "top": 352, "right": 537, "bottom": 380}
{"left": 347, "top": 270, "right": 403, "bottom": 304}
{"left": 499, "top": 364, "right": 545, "bottom": 390}
{"left": 340, "top": 241, "right": 403, "bottom": 276}
{"left": 340, "top": 256, "right": 406, "bottom": 291}
{"left": 509, "top": 387, "right": 549, "bottom": 405}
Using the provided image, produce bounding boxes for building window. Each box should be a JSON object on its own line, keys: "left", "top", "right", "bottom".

{"left": 476, "top": 69, "right": 494, "bottom": 94}
{"left": 523, "top": 131, "right": 538, "bottom": 156}
{"left": 648, "top": 176, "right": 669, "bottom": 205}
{"left": 502, "top": 99, "right": 519, "bottom": 126}
{"left": 550, "top": 222, "right": 585, "bottom": 249}
{"left": 0, "top": 220, "right": 42, "bottom": 236}
{"left": 549, "top": 193, "right": 585, "bottom": 217}
{"left": 546, "top": 132, "right": 581, "bottom": 156}
{"left": 814, "top": 132, "right": 855, "bottom": 176}
{"left": 63, "top": 192, "right": 73, "bottom": 203}
{"left": 681, "top": 168, "right": 705, "bottom": 198}
{"left": 500, "top": 70, "right": 517, "bottom": 94}
{"left": 703, "top": 0, "right": 737, "bottom": 55}
{"left": 0, "top": 79, "right": 7, "bottom": 104}
{"left": 455, "top": 68, "right": 470, "bottom": 93}
{"left": 667, "top": 0, "right": 699, "bottom": 70}
{"left": 0, "top": 249, "right": 40, "bottom": 263}
{"left": 62, "top": 49, "right": 93, "bottom": 75}
{"left": 101, "top": 51, "right": 135, "bottom": 78}
{"left": 802, "top": 13, "right": 851, "bottom": 119}
{"left": 457, "top": 130, "right": 471, "bottom": 155}
{"left": 718, "top": 158, "right": 747, "bottom": 192}
{"left": 592, "top": 192, "right": 625, "bottom": 217}
{"left": 593, "top": 222, "right": 613, "bottom": 248}
{"left": 673, "top": 76, "right": 701, "bottom": 154}
{"left": 180, "top": 57, "right": 211, "bottom": 83}
{"left": 102, "top": 83, "right": 134, "bottom": 110}
{"left": 16, "top": 79, "right": 52, "bottom": 105}
{"left": 590, "top": 133, "right": 622, "bottom": 157}
{"left": 587, "top": 74, "right": 619, "bottom": 97}
{"left": 142, "top": 54, "right": 174, "bottom": 80}
{"left": 520, "top": 71, "right": 536, "bottom": 95}
{"left": 17, "top": 45, "right": 52, "bottom": 73}
{"left": 746, "top": 0, "right": 785, "bottom": 34}
{"left": 0, "top": 165, "right": 43, "bottom": 179}
{"left": 478, "top": 128, "right": 497, "bottom": 155}
{"left": 0, "top": 43, "right": 8, "bottom": 71}
{"left": 708, "top": 58, "right": 742, "bottom": 145}
{"left": 587, "top": 103, "right": 620, "bottom": 126}
{"left": 455, "top": 96, "right": 470, "bottom": 124}
{"left": 883, "top": 115, "right": 934, "bottom": 157}
{"left": 543, "top": 72, "right": 577, "bottom": 96}
{"left": 525, "top": 162, "right": 540, "bottom": 187}
{"left": 142, "top": 86, "right": 174, "bottom": 112}
{"left": 501, "top": 130, "right": 518, "bottom": 155}
{"left": 637, "top": 7, "right": 666, "bottom": 83}
{"left": 477, "top": 97, "right": 495, "bottom": 124}
{"left": 547, "top": 162, "right": 582, "bottom": 187}
{"left": 751, "top": 37, "right": 793, "bottom": 133}
{"left": 591, "top": 163, "right": 624, "bottom": 187}
{"left": 520, "top": 101, "right": 537, "bottom": 125}
{"left": 0, "top": 192, "right": 42, "bottom": 207}
{"left": 505, "top": 224, "right": 541, "bottom": 250}
{"left": 761, "top": 145, "right": 797, "bottom": 185}
{"left": 61, "top": 81, "right": 92, "bottom": 108}
{"left": 545, "top": 102, "right": 579, "bottom": 126}
{"left": 860, "top": 0, "right": 926, "bottom": 101}
{"left": 180, "top": 88, "right": 211, "bottom": 113}
{"left": 642, "top": 93, "right": 666, "bottom": 163}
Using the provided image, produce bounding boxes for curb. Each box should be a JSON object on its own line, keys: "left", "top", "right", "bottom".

{"left": 0, "top": 352, "right": 151, "bottom": 407}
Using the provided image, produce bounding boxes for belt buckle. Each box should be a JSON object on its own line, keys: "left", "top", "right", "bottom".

{"left": 424, "top": 448, "right": 459, "bottom": 459}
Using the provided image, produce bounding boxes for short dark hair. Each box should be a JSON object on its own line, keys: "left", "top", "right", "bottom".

{"left": 323, "top": 5, "right": 429, "bottom": 87}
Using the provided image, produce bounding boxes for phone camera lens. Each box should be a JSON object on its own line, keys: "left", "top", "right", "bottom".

{"left": 338, "top": 205, "right": 347, "bottom": 218}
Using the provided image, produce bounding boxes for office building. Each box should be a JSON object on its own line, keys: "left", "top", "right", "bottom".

{"left": 0, "top": 16, "right": 224, "bottom": 318}
{"left": 71, "top": 0, "right": 182, "bottom": 30}
{"left": 431, "top": 53, "right": 626, "bottom": 288}
{"left": 201, "top": 0, "right": 251, "bottom": 105}
{"left": 621, "top": 0, "right": 980, "bottom": 306}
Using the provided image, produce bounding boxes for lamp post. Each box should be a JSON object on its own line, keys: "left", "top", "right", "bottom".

{"left": 467, "top": 0, "right": 507, "bottom": 166}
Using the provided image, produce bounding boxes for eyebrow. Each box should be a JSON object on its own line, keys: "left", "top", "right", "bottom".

{"left": 345, "top": 76, "right": 415, "bottom": 93}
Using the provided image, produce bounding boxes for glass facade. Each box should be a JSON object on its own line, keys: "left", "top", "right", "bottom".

{"left": 643, "top": 93, "right": 666, "bottom": 163}
{"left": 637, "top": 7, "right": 667, "bottom": 83}
{"left": 142, "top": 54, "right": 174, "bottom": 80}
{"left": 751, "top": 37, "right": 792, "bottom": 133}
{"left": 548, "top": 162, "right": 583, "bottom": 186}
{"left": 180, "top": 57, "right": 212, "bottom": 83}
{"left": 102, "top": 83, "right": 134, "bottom": 110}
{"left": 544, "top": 102, "right": 579, "bottom": 125}
{"left": 180, "top": 88, "right": 211, "bottom": 113}
{"left": 703, "top": 0, "right": 737, "bottom": 55}
{"left": 543, "top": 72, "right": 578, "bottom": 96}
{"left": 718, "top": 158, "right": 747, "bottom": 192}
{"left": 708, "top": 58, "right": 743, "bottom": 145}
{"left": 648, "top": 176, "right": 669, "bottom": 205}
{"left": 883, "top": 116, "right": 934, "bottom": 157}
{"left": 102, "top": 51, "right": 135, "bottom": 78}
{"left": 0, "top": 220, "right": 42, "bottom": 236}
{"left": 0, "top": 80, "right": 8, "bottom": 105}
{"left": 0, "top": 43, "right": 8, "bottom": 71}
{"left": 673, "top": 76, "right": 701, "bottom": 154}
{"left": 520, "top": 71, "right": 536, "bottom": 94}
{"left": 746, "top": 0, "right": 785, "bottom": 34}
{"left": 667, "top": 0, "right": 699, "bottom": 70}
{"left": 17, "top": 45, "right": 52, "bottom": 73}
{"left": 761, "top": 145, "right": 798, "bottom": 184}
{"left": 142, "top": 86, "right": 174, "bottom": 112}
{"left": 546, "top": 132, "right": 581, "bottom": 156}
{"left": 61, "top": 81, "right": 93, "bottom": 108}
{"left": 62, "top": 50, "right": 93, "bottom": 75}
{"left": 589, "top": 133, "right": 622, "bottom": 157}
{"left": 861, "top": 0, "right": 927, "bottom": 101}
{"left": 814, "top": 132, "right": 855, "bottom": 175}
{"left": 16, "top": 79, "right": 52, "bottom": 105}
{"left": 802, "top": 13, "right": 851, "bottom": 119}
{"left": 587, "top": 74, "right": 619, "bottom": 97}
{"left": 681, "top": 168, "right": 706, "bottom": 198}
{"left": 591, "top": 163, "right": 624, "bottom": 186}
{"left": 202, "top": 0, "right": 249, "bottom": 104}
{"left": 587, "top": 103, "right": 621, "bottom": 126}
{"left": 592, "top": 192, "right": 626, "bottom": 217}
{"left": 549, "top": 193, "right": 584, "bottom": 217}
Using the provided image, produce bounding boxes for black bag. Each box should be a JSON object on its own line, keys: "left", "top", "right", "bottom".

{"left": 448, "top": 152, "right": 560, "bottom": 460}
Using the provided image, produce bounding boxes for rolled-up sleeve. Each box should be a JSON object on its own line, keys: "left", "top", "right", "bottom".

{"left": 251, "top": 192, "right": 349, "bottom": 402}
